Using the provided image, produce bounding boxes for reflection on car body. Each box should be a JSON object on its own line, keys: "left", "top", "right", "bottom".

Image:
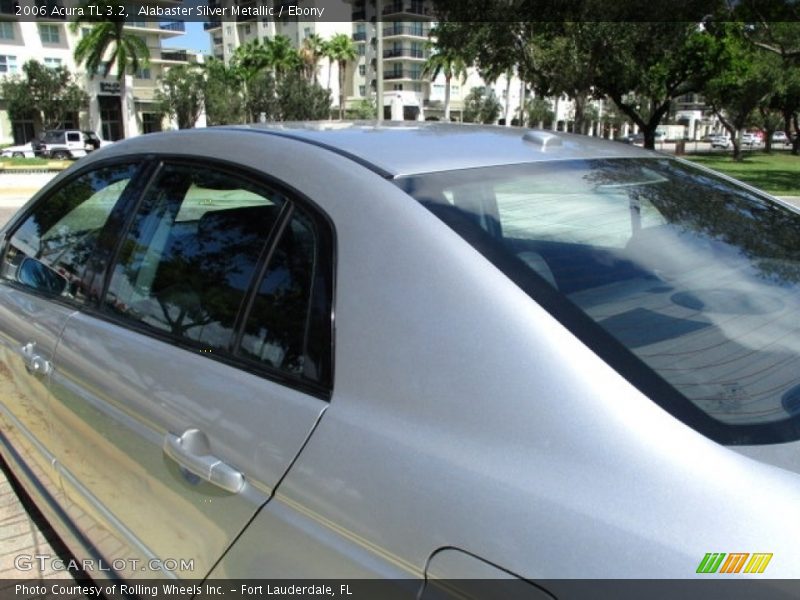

{"left": 0, "top": 124, "right": 799, "bottom": 591}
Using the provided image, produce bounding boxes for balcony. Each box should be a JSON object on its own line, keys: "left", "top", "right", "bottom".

{"left": 383, "top": 47, "right": 425, "bottom": 60}
{"left": 383, "top": 25, "right": 427, "bottom": 38}
{"left": 352, "top": 31, "right": 367, "bottom": 42}
{"left": 205, "top": 20, "right": 222, "bottom": 30}
{"left": 384, "top": 69, "right": 423, "bottom": 81}
{"left": 161, "top": 50, "right": 188, "bottom": 62}
{"left": 382, "top": 2, "right": 431, "bottom": 17}
{"left": 159, "top": 21, "right": 185, "bottom": 32}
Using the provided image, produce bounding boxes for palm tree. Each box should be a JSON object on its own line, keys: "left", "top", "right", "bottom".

{"left": 265, "top": 35, "right": 302, "bottom": 81}
{"left": 323, "top": 39, "right": 334, "bottom": 91}
{"left": 70, "top": 5, "right": 149, "bottom": 139}
{"left": 199, "top": 57, "right": 246, "bottom": 125}
{"left": 230, "top": 39, "right": 271, "bottom": 82}
{"left": 299, "top": 34, "right": 326, "bottom": 84}
{"left": 326, "top": 33, "right": 357, "bottom": 119}
{"left": 422, "top": 48, "right": 467, "bottom": 122}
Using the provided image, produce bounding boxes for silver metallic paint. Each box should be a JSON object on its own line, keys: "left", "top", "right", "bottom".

{"left": 1, "top": 125, "right": 798, "bottom": 585}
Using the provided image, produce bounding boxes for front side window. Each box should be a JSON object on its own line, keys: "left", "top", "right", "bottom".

{"left": 400, "top": 159, "right": 800, "bottom": 444}
{"left": 2, "top": 164, "right": 138, "bottom": 301}
{"left": 105, "top": 164, "right": 286, "bottom": 355}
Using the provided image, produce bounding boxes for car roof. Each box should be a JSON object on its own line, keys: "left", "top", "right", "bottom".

{"left": 111, "top": 121, "right": 662, "bottom": 178}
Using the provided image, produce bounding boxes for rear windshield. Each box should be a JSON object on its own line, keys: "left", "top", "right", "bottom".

{"left": 398, "top": 158, "right": 800, "bottom": 445}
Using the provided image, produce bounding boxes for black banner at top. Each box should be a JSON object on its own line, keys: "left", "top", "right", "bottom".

{"left": 4, "top": 0, "right": 800, "bottom": 23}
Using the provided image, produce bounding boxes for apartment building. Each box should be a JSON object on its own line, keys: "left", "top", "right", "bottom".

{"left": 205, "top": 0, "right": 350, "bottom": 110}
{"left": 205, "top": 0, "right": 439, "bottom": 117}
{"left": 0, "top": 0, "right": 198, "bottom": 144}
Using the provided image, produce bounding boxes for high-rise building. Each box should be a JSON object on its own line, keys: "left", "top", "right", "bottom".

{"left": 204, "top": 0, "right": 351, "bottom": 109}
{"left": 205, "top": 0, "right": 440, "bottom": 117}
{"left": 351, "top": 0, "right": 434, "bottom": 118}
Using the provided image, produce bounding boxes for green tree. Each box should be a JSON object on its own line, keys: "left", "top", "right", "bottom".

{"left": 524, "top": 96, "right": 554, "bottom": 128}
{"left": 156, "top": 65, "right": 204, "bottom": 129}
{"left": 584, "top": 20, "right": 725, "bottom": 149}
{"left": 347, "top": 98, "right": 376, "bottom": 120}
{"left": 246, "top": 71, "right": 279, "bottom": 122}
{"left": 0, "top": 60, "right": 89, "bottom": 132}
{"left": 463, "top": 87, "right": 501, "bottom": 124}
{"left": 230, "top": 39, "right": 271, "bottom": 82}
{"left": 201, "top": 57, "right": 246, "bottom": 125}
{"left": 299, "top": 34, "right": 326, "bottom": 84}
{"left": 704, "top": 23, "right": 780, "bottom": 160}
{"left": 265, "top": 34, "right": 302, "bottom": 81}
{"left": 231, "top": 40, "right": 274, "bottom": 121}
{"left": 730, "top": 3, "right": 800, "bottom": 154}
{"left": 326, "top": 33, "right": 357, "bottom": 119}
{"left": 70, "top": 3, "right": 149, "bottom": 139}
{"left": 432, "top": 1, "right": 728, "bottom": 148}
{"left": 422, "top": 46, "right": 468, "bottom": 122}
{"left": 276, "top": 72, "right": 332, "bottom": 120}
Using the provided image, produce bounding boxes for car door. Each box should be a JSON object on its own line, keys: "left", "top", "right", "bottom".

{"left": 0, "top": 163, "right": 144, "bottom": 506}
{"left": 48, "top": 160, "right": 334, "bottom": 579}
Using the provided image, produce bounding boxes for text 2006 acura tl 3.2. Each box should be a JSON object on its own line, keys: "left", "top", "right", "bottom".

{"left": 0, "top": 123, "right": 799, "bottom": 592}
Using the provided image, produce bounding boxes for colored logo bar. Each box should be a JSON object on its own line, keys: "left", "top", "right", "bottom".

{"left": 696, "top": 553, "right": 773, "bottom": 574}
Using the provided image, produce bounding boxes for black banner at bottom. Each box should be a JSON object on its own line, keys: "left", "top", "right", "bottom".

{"left": 3, "top": 579, "right": 800, "bottom": 600}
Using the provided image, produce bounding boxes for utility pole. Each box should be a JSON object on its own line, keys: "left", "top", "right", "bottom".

{"left": 376, "top": 0, "right": 384, "bottom": 122}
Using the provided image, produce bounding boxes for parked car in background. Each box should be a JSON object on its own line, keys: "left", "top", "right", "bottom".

{"left": 741, "top": 132, "right": 759, "bottom": 147}
{"left": 0, "top": 143, "right": 36, "bottom": 159}
{"left": 32, "top": 129, "right": 111, "bottom": 159}
{"left": 1, "top": 124, "right": 800, "bottom": 588}
{"left": 617, "top": 132, "right": 644, "bottom": 144}
{"left": 709, "top": 134, "right": 732, "bottom": 149}
{"left": 772, "top": 131, "right": 791, "bottom": 145}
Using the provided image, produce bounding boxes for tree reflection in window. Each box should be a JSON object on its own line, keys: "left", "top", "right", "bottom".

{"left": 105, "top": 165, "right": 283, "bottom": 354}
{"left": 239, "top": 210, "right": 316, "bottom": 376}
{"left": 3, "top": 164, "right": 136, "bottom": 300}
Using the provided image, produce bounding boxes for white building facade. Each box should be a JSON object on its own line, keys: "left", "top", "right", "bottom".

{"left": 0, "top": 0, "right": 199, "bottom": 145}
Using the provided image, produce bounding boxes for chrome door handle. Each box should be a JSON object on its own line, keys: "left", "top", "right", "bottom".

{"left": 163, "top": 428, "right": 244, "bottom": 494}
{"left": 21, "top": 341, "right": 52, "bottom": 377}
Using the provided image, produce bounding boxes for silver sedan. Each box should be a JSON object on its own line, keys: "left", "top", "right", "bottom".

{"left": 0, "top": 124, "right": 799, "bottom": 593}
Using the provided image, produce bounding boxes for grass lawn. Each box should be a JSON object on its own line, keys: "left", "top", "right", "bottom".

{"left": 686, "top": 151, "right": 800, "bottom": 197}
{"left": 0, "top": 156, "right": 51, "bottom": 167}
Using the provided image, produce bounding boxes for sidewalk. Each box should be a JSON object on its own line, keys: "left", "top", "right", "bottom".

{"left": 0, "top": 464, "right": 73, "bottom": 580}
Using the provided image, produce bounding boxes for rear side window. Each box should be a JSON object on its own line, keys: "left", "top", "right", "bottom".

{"left": 2, "top": 164, "right": 137, "bottom": 302}
{"left": 104, "top": 162, "right": 334, "bottom": 394}
{"left": 239, "top": 209, "right": 319, "bottom": 380}
{"left": 105, "top": 164, "right": 285, "bottom": 355}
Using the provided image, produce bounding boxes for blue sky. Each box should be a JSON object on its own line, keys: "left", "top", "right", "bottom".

{"left": 178, "top": 21, "right": 211, "bottom": 54}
